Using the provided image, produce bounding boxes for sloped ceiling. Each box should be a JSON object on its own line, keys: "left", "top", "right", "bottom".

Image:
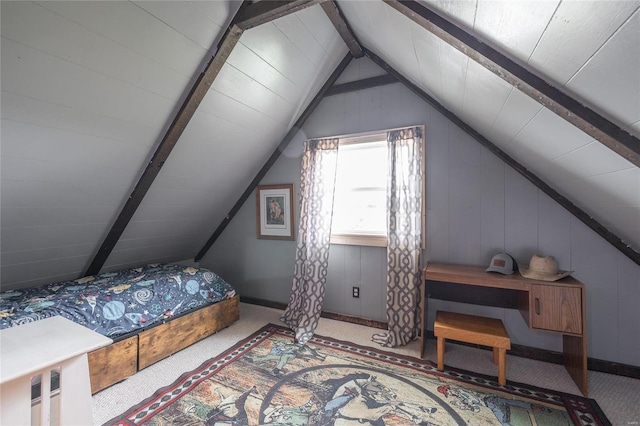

{"left": 1, "top": 0, "right": 638, "bottom": 289}
{"left": 338, "top": 0, "right": 639, "bottom": 253}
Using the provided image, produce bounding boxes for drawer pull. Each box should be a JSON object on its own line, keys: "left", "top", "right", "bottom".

{"left": 535, "top": 298, "right": 541, "bottom": 315}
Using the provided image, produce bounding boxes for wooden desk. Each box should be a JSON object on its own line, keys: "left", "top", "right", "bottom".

{"left": 421, "top": 262, "right": 588, "bottom": 396}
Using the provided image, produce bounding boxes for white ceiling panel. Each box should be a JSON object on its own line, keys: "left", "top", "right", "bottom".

{"left": 212, "top": 64, "right": 295, "bottom": 121}
{"left": 1, "top": 204, "right": 115, "bottom": 230}
{"left": 1, "top": 92, "right": 157, "bottom": 150}
{"left": 529, "top": 1, "right": 640, "bottom": 85}
{"left": 509, "top": 108, "right": 594, "bottom": 167}
{"left": 595, "top": 206, "right": 640, "bottom": 235}
{"left": 1, "top": 119, "right": 149, "bottom": 172}
{"left": 1, "top": 177, "right": 125, "bottom": 210}
{"left": 240, "top": 22, "right": 325, "bottom": 90}
{"left": 1, "top": 1, "right": 190, "bottom": 102}
{"left": 133, "top": 1, "right": 229, "bottom": 51}
{"left": 557, "top": 169, "right": 639, "bottom": 216}
{"left": 461, "top": 59, "right": 514, "bottom": 135}
{"left": 585, "top": 168, "right": 640, "bottom": 208}
{"left": 34, "top": 1, "right": 210, "bottom": 77}
{"left": 434, "top": 37, "right": 469, "bottom": 113}
{"left": 1, "top": 38, "right": 176, "bottom": 130}
{"left": 296, "top": 4, "right": 350, "bottom": 57}
{"left": 538, "top": 141, "right": 636, "bottom": 184}
{"left": 0, "top": 242, "right": 94, "bottom": 267}
{"left": 558, "top": 169, "right": 640, "bottom": 248}
{"left": 337, "top": 0, "right": 383, "bottom": 47}
{"left": 227, "top": 43, "right": 304, "bottom": 104}
{"left": 189, "top": 0, "right": 237, "bottom": 28}
{"left": 272, "top": 9, "right": 331, "bottom": 68}
{"left": 473, "top": 0, "right": 559, "bottom": 64}
{"left": 1, "top": 223, "right": 106, "bottom": 253}
{"left": 416, "top": 0, "right": 477, "bottom": 31}
{"left": 486, "top": 88, "right": 543, "bottom": 148}
{"left": 565, "top": 10, "right": 640, "bottom": 130}
{"left": 197, "top": 90, "right": 279, "bottom": 137}
{"left": 379, "top": 3, "right": 422, "bottom": 76}
{"left": 411, "top": 22, "right": 444, "bottom": 102}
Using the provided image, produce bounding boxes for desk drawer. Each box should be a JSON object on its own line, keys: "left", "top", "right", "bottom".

{"left": 531, "top": 285, "right": 582, "bottom": 334}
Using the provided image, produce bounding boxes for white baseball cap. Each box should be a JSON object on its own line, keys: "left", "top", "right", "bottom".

{"left": 486, "top": 253, "right": 517, "bottom": 275}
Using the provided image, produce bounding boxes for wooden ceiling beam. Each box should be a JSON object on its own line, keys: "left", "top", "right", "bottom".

{"left": 84, "top": 23, "right": 245, "bottom": 277}
{"left": 85, "top": 0, "right": 335, "bottom": 276}
{"left": 236, "top": 0, "right": 325, "bottom": 30}
{"left": 325, "top": 73, "right": 397, "bottom": 96}
{"left": 383, "top": 0, "right": 640, "bottom": 168}
{"left": 364, "top": 48, "right": 640, "bottom": 267}
{"left": 321, "top": 1, "right": 364, "bottom": 58}
{"left": 195, "top": 53, "right": 353, "bottom": 262}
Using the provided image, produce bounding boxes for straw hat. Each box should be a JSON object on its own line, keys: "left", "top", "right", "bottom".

{"left": 520, "top": 255, "right": 572, "bottom": 281}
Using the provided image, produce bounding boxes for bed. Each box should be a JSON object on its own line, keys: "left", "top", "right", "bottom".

{"left": 0, "top": 263, "right": 240, "bottom": 393}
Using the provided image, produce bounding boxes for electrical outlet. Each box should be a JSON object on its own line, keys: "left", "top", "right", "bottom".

{"left": 352, "top": 286, "right": 360, "bottom": 298}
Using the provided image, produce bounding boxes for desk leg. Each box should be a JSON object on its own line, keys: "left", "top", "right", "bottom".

{"left": 420, "top": 279, "right": 427, "bottom": 359}
{"left": 59, "top": 353, "right": 94, "bottom": 425}
{"left": 1, "top": 376, "right": 32, "bottom": 426}
{"left": 563, "top": 334, "right": 588, "bottom": 396}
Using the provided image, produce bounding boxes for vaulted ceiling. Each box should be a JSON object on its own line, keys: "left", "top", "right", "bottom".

{"left": 1, "top": 0, "right": 638, "bottom": 289}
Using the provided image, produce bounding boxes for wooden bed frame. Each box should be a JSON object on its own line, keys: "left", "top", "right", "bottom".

{"left": 87, "top": 294, "right": 240, "bottom": 394}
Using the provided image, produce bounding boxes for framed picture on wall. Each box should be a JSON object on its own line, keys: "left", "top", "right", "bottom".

{"left": 255, "top": 184, "right": 295, "bottom": 240}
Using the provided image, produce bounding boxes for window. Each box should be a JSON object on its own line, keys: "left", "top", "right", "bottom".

{"left": 329, "top": 127, "right": 426, "bottom": 248}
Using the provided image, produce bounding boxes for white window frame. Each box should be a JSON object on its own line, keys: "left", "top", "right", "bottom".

{"left": 328, "top": 126, "right": 426, "bottom": 248}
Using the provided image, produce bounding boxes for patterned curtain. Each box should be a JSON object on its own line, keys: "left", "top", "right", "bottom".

{"left": 281, "top": 138, "right": 339, "bottom": 344}
{"left": 372, "top": 127, "right": 423, "bottom": 347}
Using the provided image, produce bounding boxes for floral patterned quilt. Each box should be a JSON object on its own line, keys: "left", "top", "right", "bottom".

{"left": 0, "top": 264, "right": 236, "bottom": 338}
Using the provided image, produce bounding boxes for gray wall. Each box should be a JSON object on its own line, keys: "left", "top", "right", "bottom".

{"left": 202, "top": 59, "right": 640, "bottom": 367}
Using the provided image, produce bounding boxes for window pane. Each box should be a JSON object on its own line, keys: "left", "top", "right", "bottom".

{"left": 332, "top": 189, "right": 386, "bottom": 234}
{"left": 332, "top": 140, "right": 387, "bottom": 236}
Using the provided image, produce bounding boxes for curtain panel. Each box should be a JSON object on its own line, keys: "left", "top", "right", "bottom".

{"left": 373, "top": 127, "right": 423, "bottom": 348}
{"left": 281, "top": 138, "right": 339, "bottom": 344}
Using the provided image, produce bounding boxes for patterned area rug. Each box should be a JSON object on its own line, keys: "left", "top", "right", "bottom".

{"left": 106, "top": 324, "right": 610, "bottom": 425}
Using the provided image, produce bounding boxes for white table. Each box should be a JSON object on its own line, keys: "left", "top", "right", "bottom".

{"left": 1, "top": 316, "right": 112, "bottom": 426}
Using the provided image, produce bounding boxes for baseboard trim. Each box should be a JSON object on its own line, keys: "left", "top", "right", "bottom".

{"left": 240, "top": 297, "right": 639, "bottom": 379}
{"left": 240, "top": 296, "right": 388, "bottom": 329}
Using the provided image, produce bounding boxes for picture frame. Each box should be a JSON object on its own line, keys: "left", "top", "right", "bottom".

{"left": 255, "top": 184, "right": 295, "bottom": 240}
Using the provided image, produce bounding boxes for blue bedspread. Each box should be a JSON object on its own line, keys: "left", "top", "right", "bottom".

{"left": 0, "top": 264, "right": 236, "bottom": 338}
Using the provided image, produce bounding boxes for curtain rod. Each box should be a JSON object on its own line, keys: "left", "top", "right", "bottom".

{"left": 312, "top": 124, "right": 425, "bottom": 142}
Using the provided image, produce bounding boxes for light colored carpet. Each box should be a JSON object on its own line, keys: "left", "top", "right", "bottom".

{"left": 93, "top": 303, "right": 639, "bottom": 425}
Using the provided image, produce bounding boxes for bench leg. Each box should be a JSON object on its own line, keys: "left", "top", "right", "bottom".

{"left": 437, "top": 337, "right": 445, "bottom": 371}
{"left": 497, "top": 348, "right": 506, "bottom": 386}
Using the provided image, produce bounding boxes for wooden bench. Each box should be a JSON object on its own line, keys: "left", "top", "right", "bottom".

{"left": 434, "top": 310, "right": 511, "bottom": 386}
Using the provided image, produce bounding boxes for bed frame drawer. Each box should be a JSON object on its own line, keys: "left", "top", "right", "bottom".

{"left": 88, "top": 335, "right": 137, "bottom": 394}
{"left": 138, "top": 295, "right": 240, "bottom": 370}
